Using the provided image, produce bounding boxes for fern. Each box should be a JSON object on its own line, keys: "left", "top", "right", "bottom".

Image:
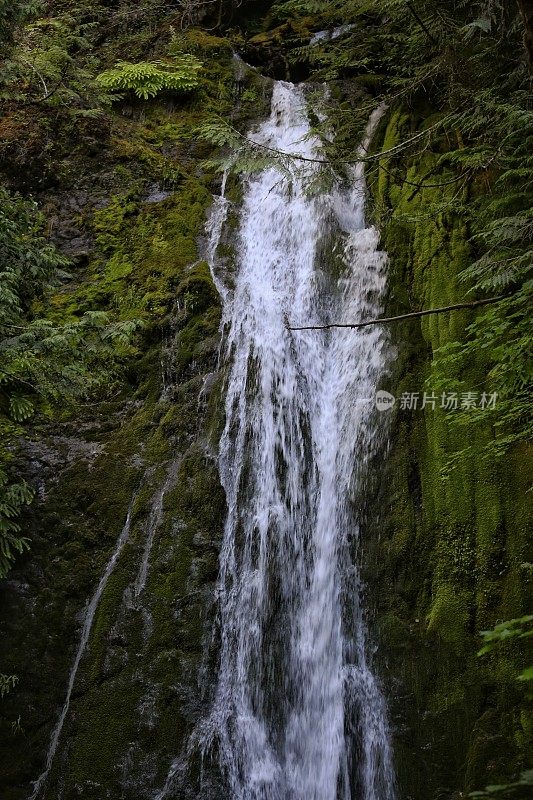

{"left": 0, "top": 187, "right": 142, "bottom": 577}
{"left": 96, "top": 56, "right": 202, "bottom": 100}
{"left": 0, "top": 674, "right": 19, "bottom": 700}
{"left": 0, "top": 467, "right": 32, "bottom": 579}
{"left": 1, "top": 12, "right": 111, "bottom": 112}
{"left": 8, "top": 396, "right": 34, "bottom": 422}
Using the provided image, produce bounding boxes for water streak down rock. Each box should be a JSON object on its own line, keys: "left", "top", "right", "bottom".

{"left": 28, "top": 500, "right": 137, "bottom": 800}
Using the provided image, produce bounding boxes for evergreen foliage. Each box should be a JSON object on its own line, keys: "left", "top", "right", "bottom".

{"left": 0, "top": 673, "right": 18, "bottom": 699}
{"left": 96, "top": 56, "right": 202, "bottom": 100}
{"left": 0, "top": 0, "right": 38, "bottom": 49}
{"left": 471, "top": 617, "right": 533, "bottom": 796}
{"left": 469, "top": 770, "right": 533, "bottom": 798}
{"left": 0, "top": 9, "right": 110, "bottom": 114}
{"left": 0, "top": 188, "right": 141, "bottom": 578}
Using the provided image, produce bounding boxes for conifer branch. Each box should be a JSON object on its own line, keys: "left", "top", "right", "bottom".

{"left": 0, "top": 367, "right": 41, "bottom": 393}
{"left": 377, "top": 160, "right": 473, "bottom": 190}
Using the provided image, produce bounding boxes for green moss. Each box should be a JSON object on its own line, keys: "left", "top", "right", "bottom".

{"left": 363, "top": 106, "right": 532, "bottom": 799}
{"left": 175, "top": 28, "right": 233, "bottom": 56}
{"left": 0, "top": 9, "right": 252, "bottom": 798}
{"left": 427, "top": 584, "right": 471, "bottom": 650}
{"left": 56, "top": 181, "right": 213, "bottom": 327}
{"left": 177, "top": 260, "right": 220, "bottom": 314}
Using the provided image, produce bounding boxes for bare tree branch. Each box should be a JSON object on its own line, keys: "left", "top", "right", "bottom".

{"left": 406, "top": 2, "right": 437, "bottom": 44}
{"left": 0, "top": 367, "right": 41, "bottom": 393}
{"left": 218, "top": 114, "right": 453, "bottom": 166}
{"left": 288, "top": 295, "right": 509, "bottom": 331}
{"left": 19, "top": 56, "right": 49, "bottom": 98}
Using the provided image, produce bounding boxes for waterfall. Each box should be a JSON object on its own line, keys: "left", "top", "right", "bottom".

{"left": 200, "top": 81, "right": 396, "bottom": 800}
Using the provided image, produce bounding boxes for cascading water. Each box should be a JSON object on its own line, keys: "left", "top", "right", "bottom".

{"left": 198, "top": 81, "right": 396, "bottom": 800}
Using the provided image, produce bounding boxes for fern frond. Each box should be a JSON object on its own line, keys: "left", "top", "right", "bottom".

{"left": 96, "top": 56, "right": 202, "bottom": 100}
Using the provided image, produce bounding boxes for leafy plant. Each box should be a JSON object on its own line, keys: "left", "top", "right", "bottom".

{"left": 0, "top": 0, "right": 39, "bottom": 50}
{"left": 261, "top": 0, "right": 533, "bottom": 458}
{"left": 470, "top": 617, "right": 533, "bottom": 797}
{"left": 469, "top": 770, "right": 533, "bottom": 798}
{"left": 479, "top": 615, "right": 533, "bottom": 688}
{"left": 478, "top": 615, "right": 533, "bottom": 655}
{"left": 0, "top": 187, "right": 142, "bottom": 578}
{"left": 0, "top": 674, "right": 18, "bottom": 699}
{"left": 0, "top": 11, "right": 109, "bottom": 115}
{"left": 0, "top": 468, "right": 32, "bottom": 580}
{"left": 96, "top": 56, "right": 202, "bottom": 100}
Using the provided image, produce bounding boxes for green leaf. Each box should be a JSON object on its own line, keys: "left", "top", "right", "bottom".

{"left": 517, "top": 666, "right": 533, "bottom": 682}
{"left": 9, "top": 396, "right": 34, "bottom": 422}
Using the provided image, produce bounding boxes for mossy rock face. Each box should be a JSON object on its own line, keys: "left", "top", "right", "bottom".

{"left": 0, "top": 321, "right": 226, "bottom": 799}
{"left": 0, "top": 23, "right": 244, "bottom": 797}
{"left": 0, "top": 187, "right": 227, "bottom": 792}
{"left": 176, "top": 29, "right": 234, "bottom": 56}
{"left": 240, "top": 18, "right": 316, "bottom": 81}
{"left": 361, "top": 109, "right": 532, "bottom": 799}
{"left": 2, "top": 5, "right": 531, "bottom": 798}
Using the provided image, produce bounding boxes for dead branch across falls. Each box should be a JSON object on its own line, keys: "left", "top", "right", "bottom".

{"left": 287, "top": 295, "right": 509, "bottom": 331}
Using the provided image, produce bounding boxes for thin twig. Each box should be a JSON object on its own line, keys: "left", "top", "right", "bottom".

{"left": 378, "top": 160, "right": 473, "bottom": 189}
{"left": 0, "top": 367, "right": 41, "bottom": 392}
{"left": 19, "top": 57, "right": 49, "bottom": 98}
{"left": 406, "top": 2, "right": 437, "bottom": 43}
{"left": 220, "top": 114, "right": 453, "bottom": 166}
{"left": 288, "top": 295, "right": 509, "bottom": 331}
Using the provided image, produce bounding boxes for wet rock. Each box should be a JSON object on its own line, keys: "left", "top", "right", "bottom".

{"left": 144, "top": 185, "right": 173, "bottom": 204}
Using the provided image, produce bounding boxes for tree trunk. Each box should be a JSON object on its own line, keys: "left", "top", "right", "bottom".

{"left": 517, "top": 0, "right": 533, "bottom": 66}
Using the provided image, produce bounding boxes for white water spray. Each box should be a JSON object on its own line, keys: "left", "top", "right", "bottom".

{"left": 201, "top": 82, "right": 396, "bottom": 800}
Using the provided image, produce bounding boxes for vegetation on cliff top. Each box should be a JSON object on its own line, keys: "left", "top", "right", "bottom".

{"left": 0, "top": 0, "right": 245, "bottom": 580}
{"left": 201, "top": 1, "right": 532, "bottom": 463}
